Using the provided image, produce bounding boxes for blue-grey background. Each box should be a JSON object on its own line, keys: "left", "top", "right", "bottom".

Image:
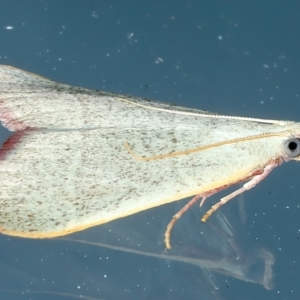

{"left": 0, "top": 1, "right": 300, "bottom": 299}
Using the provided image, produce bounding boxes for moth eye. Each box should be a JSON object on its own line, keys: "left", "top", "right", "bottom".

{"left": 284, "top": 138, "right": 300, "bottom": 158}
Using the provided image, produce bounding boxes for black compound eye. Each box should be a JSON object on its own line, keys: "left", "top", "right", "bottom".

{"left": 284, "top": 138, "right": 300, "bottom": 158}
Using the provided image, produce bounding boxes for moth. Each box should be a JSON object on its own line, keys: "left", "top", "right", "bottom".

{"left": 0, "top": 65, "right": 299, "bottom": 249}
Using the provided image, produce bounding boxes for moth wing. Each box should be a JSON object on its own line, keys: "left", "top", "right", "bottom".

{"left": 0, "top": 66, "right": 216, "bottom": 237}
{"left": 0, "top": 65, "right": 218, "bottom": 131}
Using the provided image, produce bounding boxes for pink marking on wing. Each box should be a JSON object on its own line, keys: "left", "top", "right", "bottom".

{"left": 0, "top": 99, "right": 28, "bottom": 131}
{"left": 0, "top": 129, "right": 32, "bottom": 160}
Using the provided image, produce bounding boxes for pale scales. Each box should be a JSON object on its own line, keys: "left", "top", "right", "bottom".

{"left": 0, "top": 65, "right": 299, "bottom": 248}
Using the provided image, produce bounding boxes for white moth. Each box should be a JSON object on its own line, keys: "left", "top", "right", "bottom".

{"left": 0, "top": 65, "right": 299, "bottom": 249}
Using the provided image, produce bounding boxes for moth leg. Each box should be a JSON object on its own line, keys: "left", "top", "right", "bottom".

{"left": 201, "top": 162, "right": 277, "bottom": 223}
{"left": 164, "top": 194, "right": 202, "bottom": 249}
{"left": 199, "top": 196, "right": 208, "bottom": 207}
{"left": 164, "top": 186, "right": 231, "bottom": 249}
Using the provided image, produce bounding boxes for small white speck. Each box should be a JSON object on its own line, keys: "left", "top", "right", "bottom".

{"left": 104, "top": 275, "right": 107, "bottom": 278}
{"left": 5, "top": 26, "right": 13, "bottom": 30}
{"left": 218, "top": 36, "right": 223, "bottom": 40}
{"left": 263, "top": 64, "right": 269, "bottom": 69}
{"left": 127, "top": 32, "right": 134, "bottom": 39}
{"left": 155, "top": 57, "right": 164, "bottom": 64}
{"left": 91, "top": 11, "right": 98, "bottom": 18}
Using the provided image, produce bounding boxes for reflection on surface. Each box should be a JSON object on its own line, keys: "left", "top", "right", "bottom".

{"left": 0, "top": 197, "right": 274, "bottom": 299}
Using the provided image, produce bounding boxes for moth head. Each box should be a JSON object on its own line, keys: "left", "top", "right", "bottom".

{"left": 284, "top": 137, "right": 300, "bottom": 160}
